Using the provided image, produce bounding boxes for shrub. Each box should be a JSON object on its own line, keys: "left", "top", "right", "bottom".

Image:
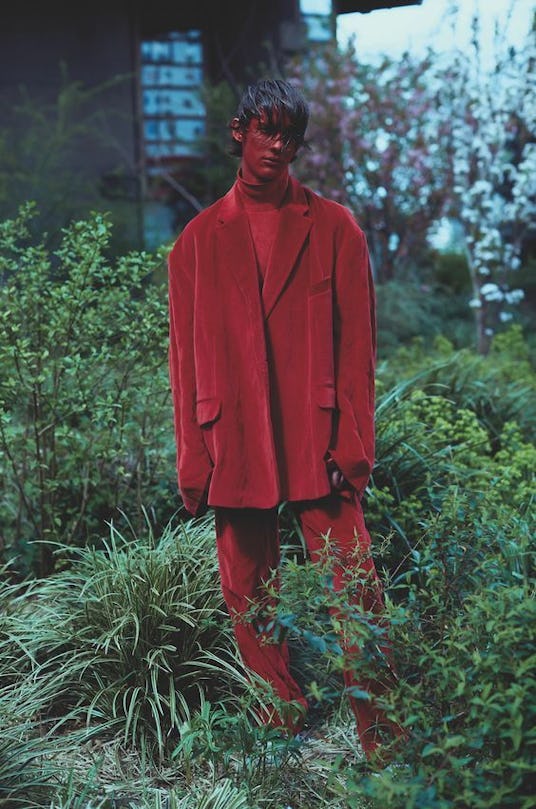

{"left": 0, "top": 204, "right": 175, "bottom": 576}
{"left": 365, "top": 326, "right": 536, "bottom": 563}
{"left": 367, "top": 380, "right": 493, "bottom": 569}
{"left": 375, "top": 280, "right": 472, "bottom": 355}
{"left": 275, "top": 489, "right": 535, "bottom": 808}
{"left": 344, "top": 490, "right": 535, "bottom": 808}
{"left": 377, "top": 327, "right": 536, "bottom": 443}
{"left": 432, "top": 251, "right": 471, "bottom": 294}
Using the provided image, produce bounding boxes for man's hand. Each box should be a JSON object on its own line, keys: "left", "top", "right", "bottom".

{"left": 326, "top": 455, "right": 349, "bottom": 491}
{"left": 329, "top": 465, "right": 346, "bottom": 490}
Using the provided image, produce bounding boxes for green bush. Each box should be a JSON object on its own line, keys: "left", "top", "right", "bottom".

{"left": 377, "top": 327, "right": 536, "bottom": 443}
{"left": 375, "top": 280, "right": 473, "bottom": 355}
{"left": 343, "top": 491, "right": 535, "bottom": 808}
{"left": 0, "top": 204, "right": 175, "bottom": 575}
{"left": 270, "top": 487, "right": 535, "bottom": 808}
{"left": 365, "top": 327, "right": 536, "bottom": 565}
{"left": 432, "top": 251, "right": 471, "bottom": 293}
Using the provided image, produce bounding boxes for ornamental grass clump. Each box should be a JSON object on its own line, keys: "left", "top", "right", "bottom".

{"left": 0, "top": 594, "right": 97, "bottom": 809}
{"left": 0, "top": 717, "right": 59, "bottom": 806}
{"left": 1, "top": 518, "right": 239, "bottom": 762}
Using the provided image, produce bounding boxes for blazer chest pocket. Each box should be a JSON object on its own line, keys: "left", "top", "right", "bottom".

{"left": 309, "top": 276, "right": 332, "bottom": 297}
{"left": 196, "top": 397, "right": 222, "bottom": 428}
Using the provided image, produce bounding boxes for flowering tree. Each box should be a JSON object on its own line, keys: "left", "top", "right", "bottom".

{"left": 440, "top": 17, "right": 535, "bottom": 353}
{"left": 288, "top": 42, "right": 453, "bottom": 283}
{"left": 287, "top": 7, "right": 535, "bottom": 352}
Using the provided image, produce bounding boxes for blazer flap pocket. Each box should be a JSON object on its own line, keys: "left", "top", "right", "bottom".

{"left": 196, "top": 397, "right": 222, "bottom": 427}
{"left": 317, "top": 384, "right": 336, "bottom": 409}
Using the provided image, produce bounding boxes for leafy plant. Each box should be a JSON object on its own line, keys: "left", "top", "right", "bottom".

{"left": 344, "top": 490, "right": 535, "bottom": 808}
{"left": 0, "top": 204, "right": 173, "bottom": 575}
{"left": 375, "top": 279, "right": 472, "bottom": 356}
{"left": 377, "top": 327, "right": 536, "bottom": 443}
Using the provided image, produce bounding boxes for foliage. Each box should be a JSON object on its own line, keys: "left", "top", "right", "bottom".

{"left": 0, "top": 199, "right": 534, "bottom": 804}
{"left": 0, "top": 719, "right": 58, "bottom": 806}
{"left": 172, "top": 695, "right": 306, "bottom": 800}
{"left": 343, "top": 329, "right": 534, "bottom": 805}
{"left": 0, "top": 567, "right": 106, "bottom": 807}
{"left": 432, "top": 251, "right": 471, "bottom": 294}
{"left": 254, "top": 487, "right": 535, "bottom": 809}
{"left": 0, "top": 524, "right": 351, "bottom": 809}
{"left": 378, "top": 326, "right": 536, "bottom": 442}
{"left": 343, "top": 491, "right": 535, "bottom": 808}
{"left": 375, "top": 279, "right": 472, "bottom": 355}
{"left": 0, "top": 204, "right": 173, "bottom": 575}
{"left": 366, "top": 326, "right": 536, "bottom": 570}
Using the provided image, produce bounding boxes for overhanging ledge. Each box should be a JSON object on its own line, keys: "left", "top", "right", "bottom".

{"left": 334, "top": 0, "right": 423, "bottom": 14}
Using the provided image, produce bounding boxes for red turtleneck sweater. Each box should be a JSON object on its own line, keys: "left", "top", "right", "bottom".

{"left": 236, "top": 170, "right": 289, "bottom": 284}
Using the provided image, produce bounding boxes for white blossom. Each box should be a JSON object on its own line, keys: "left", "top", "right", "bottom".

{"left": 505, "top": 288, "right": 525, "bottom": 304}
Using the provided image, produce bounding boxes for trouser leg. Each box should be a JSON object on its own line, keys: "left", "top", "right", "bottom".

{"left": 214, "top": 506, "right": 307, "bottom": 729}
{"left": 290, "top": 492, "right": 403, "bottom": 759}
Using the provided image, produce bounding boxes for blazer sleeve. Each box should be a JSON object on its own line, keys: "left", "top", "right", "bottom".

{"left": 329, "top": 210, "right": 376, "bottom": 498}
{"left": 168, "top": 231, "right": 213, "bottom": 516}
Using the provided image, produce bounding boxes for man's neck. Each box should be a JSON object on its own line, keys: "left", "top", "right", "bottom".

{"left": 236, "top": 169, "right": 289, "bottom": 210}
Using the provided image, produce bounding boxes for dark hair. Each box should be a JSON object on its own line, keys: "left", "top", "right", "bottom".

{"left": 229, "top": 78, "right": 309, "bottom": 157}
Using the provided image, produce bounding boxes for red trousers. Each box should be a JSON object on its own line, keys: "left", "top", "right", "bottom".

{"left": 215, "top": 492, "right": 401, "bottom": 758}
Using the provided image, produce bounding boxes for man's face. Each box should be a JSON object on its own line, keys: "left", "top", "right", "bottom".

{"left": 232, "top": 110, "right": 299, "bottom": 183}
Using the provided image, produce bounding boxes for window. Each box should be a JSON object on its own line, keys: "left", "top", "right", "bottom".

{"left": 141, "top": 31, "right": 205, "bottom": 163}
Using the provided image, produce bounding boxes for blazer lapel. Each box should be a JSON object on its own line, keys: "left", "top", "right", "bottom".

{"left": 262, "top": 177, "right": 312, "bottom": 319}
{"left": 215, "top": 186, "right": 260, "bottom": 313}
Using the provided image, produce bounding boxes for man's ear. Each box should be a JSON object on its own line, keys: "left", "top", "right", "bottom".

{"left": 230, "top": 117, "right": 244, "bottom": 143}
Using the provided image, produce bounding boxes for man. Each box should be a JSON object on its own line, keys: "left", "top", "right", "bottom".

{"left": 168, "top": 79, "right": 401, "bottom": 760}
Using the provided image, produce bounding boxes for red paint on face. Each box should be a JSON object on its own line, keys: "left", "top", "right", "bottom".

{"left": 234, "top": 111, "right": 298, "bottom": 184}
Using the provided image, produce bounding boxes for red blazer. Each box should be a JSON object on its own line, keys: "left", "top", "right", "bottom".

{"left": 168, "top": 175, "right": 376, "bottom": 516}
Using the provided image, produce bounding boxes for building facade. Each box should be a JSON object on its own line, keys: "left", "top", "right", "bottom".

{"left": 1, "top": 1, "right": 422, "bottom": 246}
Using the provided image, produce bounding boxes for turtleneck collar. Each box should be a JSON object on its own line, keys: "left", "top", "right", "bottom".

{"left": 236, "top": 169, "right": 290, "bottom": 211}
